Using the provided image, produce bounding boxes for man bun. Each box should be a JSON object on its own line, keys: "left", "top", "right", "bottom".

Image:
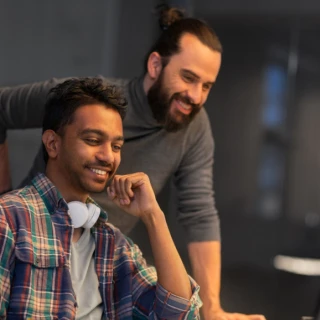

{"left": 143, "top": 4, "right": 222, "bottom": 72}
{"left": 157, "top": 4, "right": 185, "bottom": 31}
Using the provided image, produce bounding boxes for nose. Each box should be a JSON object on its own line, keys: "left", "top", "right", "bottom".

{"left": 96, "top": 144, "right": 114, "bottom": 165}
{"left": 188, "top": 84, "right": 203, "bottom": 105}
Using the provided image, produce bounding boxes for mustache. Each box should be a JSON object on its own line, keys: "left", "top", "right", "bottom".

{"left": 85, "top": 160, "right": 114, "bottom": 171}
{"left": 172, "top": 93, "right": 200, "bottom": 110}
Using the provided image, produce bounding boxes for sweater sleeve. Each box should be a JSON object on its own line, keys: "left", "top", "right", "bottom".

{"left": 0, "top": 76, "right": 117, "bottom": 143}
{"left": 174, "top": 109, "right": 220, "bottom": 243}
{"left": 0, "top": 78, "right": 67, "bottom": 143}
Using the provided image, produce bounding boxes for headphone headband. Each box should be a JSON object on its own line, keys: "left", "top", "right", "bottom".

{"left": 67, "top": 201, "right": 101, "bottom": 228}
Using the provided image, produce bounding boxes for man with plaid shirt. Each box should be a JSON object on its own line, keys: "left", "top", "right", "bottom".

{"left": 0, "top": 78, "right": 201, "bottom": 319}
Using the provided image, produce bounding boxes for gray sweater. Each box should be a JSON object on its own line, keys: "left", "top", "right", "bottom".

{"left": 0, "top": 76, "right": 220, "bottom": 242}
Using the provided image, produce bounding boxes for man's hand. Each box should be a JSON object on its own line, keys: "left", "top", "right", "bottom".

{"left": 188, "top": 241, "right": 266, "bottom": 320}
{"left": 211, "top": 309, "right": 266, "bottom": 320}
{"left": 107, "top": 172, "right": 161, "bottom": 219}
{"left": 108, "top": 172, "right": 194, "bottom": 301}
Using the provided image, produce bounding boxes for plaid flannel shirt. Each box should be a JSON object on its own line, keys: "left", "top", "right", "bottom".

{"left": 0, "top": 173, "right": 201, "bottom": 319}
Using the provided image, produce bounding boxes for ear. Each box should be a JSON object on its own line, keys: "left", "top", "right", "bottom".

{"left": 147, "top": 52, "right": 163, "bottom": 80}
{"left": 42, "top": 130, "right": 60, "bottom": 160}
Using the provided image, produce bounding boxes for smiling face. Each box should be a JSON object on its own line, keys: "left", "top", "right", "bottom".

{"left": 147, "top": 33, "right": 221, "bottom": 131}
{"left": 45, "top": 104, "right": 123, "bottom": 201}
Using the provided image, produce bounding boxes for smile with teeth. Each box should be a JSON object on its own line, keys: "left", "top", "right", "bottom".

{"left": 89, "top": 168, "right": 108, "bottom": 176}
{"left": 176, "top": 99, "right": 191, "bottom": 110}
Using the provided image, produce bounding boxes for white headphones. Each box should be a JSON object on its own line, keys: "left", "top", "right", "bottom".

{"left": 67, "top": 201, "right": 101, "bottom": 229}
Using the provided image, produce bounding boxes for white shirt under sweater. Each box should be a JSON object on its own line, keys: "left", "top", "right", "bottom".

{"left": 70, "top": 227, "right": 103, "bottom": 319}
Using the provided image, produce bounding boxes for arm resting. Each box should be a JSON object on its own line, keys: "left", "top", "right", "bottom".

{"left": 188, "top": 241, "right": 222, "bottom": 318}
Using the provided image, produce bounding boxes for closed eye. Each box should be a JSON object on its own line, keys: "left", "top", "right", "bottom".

{"left": 183, "top": 75, "right": 196, "bottom": 83}
{"left": 85, "top": 138, "right": 100, "bottom": 145}
{"left": 112, "top": 144, "right": 122, "bottom": 152}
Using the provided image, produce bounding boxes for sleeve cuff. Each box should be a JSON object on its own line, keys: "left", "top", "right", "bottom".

{"left": 154, "top": 276, "right": 202, "bottom": 319}
{"left": 185, "top": 218, "right": 221, "bottom": 243}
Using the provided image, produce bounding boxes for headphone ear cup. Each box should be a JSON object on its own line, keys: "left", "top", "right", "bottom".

{"left": 83, "top": 203, "right": 101, "bottom": 229}
{"left": 68, "top": 201, "right": 89, "bottom": 228}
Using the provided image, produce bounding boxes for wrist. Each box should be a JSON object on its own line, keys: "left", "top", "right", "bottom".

{"left": 196, "top": 287, "right": 222, "bottom": 315}
{"left": 199, "top": 293, "right": 222, "bottom": 317}
{"left": 141, "top": 207, "right": 164, "bottom": 228}
{"left": 202, "top": 305, "right": 223, "bottom": 320}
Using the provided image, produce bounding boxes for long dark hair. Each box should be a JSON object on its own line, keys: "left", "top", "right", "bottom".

{"left": 144, "top": 5, "right": 222, "bottom": 71}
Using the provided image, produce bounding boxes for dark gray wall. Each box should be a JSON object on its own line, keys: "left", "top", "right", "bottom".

{"left": 195, "top": 0, "right": 320, "bottom": 14}
{"left": 202, "top": 17, "right": 320, "bottom": 319}
{"left": 2, "top": 1, "right": 320, "bottom": 318}
{"left": 1, "top": 0, "right": 158, "bottom": 187}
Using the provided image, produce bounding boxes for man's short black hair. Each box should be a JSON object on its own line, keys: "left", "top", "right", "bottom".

{"left": 42, "top": 77, "right": 127, "bottom": 163}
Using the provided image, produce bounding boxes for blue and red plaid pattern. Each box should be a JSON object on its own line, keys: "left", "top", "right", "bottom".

{"left": 0, "top": 173, "right": 201, "bottom": 319}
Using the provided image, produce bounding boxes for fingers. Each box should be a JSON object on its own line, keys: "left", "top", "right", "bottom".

{"left": 109, "top": 176, "right": 130, "bottom": 206}
{"left": 116, "top": 176, "right": 134, "bottom": 205}
{"left": 108, "top": 173, "right": 147, "bottom": 206}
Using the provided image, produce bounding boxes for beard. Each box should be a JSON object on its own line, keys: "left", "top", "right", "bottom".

{"left": 147, "top": 71, "right": 202, "bottom": 132}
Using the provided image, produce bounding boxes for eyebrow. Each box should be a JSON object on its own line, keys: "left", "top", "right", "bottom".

{"left": 80, "top": 129, "right": 124, "bottom": 141}
{"left": 181, "top": 69, "right": 215, "bottom": 86}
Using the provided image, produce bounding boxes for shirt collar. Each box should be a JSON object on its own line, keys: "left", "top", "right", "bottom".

{"left": 32, "top": 173, "right": 67, "bottom": 213}
{"left": 31, "top": 173, "right": 108, "bottom": 223}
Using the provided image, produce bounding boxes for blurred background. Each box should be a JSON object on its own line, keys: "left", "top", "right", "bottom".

{"left": 2, "top": 0, "right": 320, "bottom": 318}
